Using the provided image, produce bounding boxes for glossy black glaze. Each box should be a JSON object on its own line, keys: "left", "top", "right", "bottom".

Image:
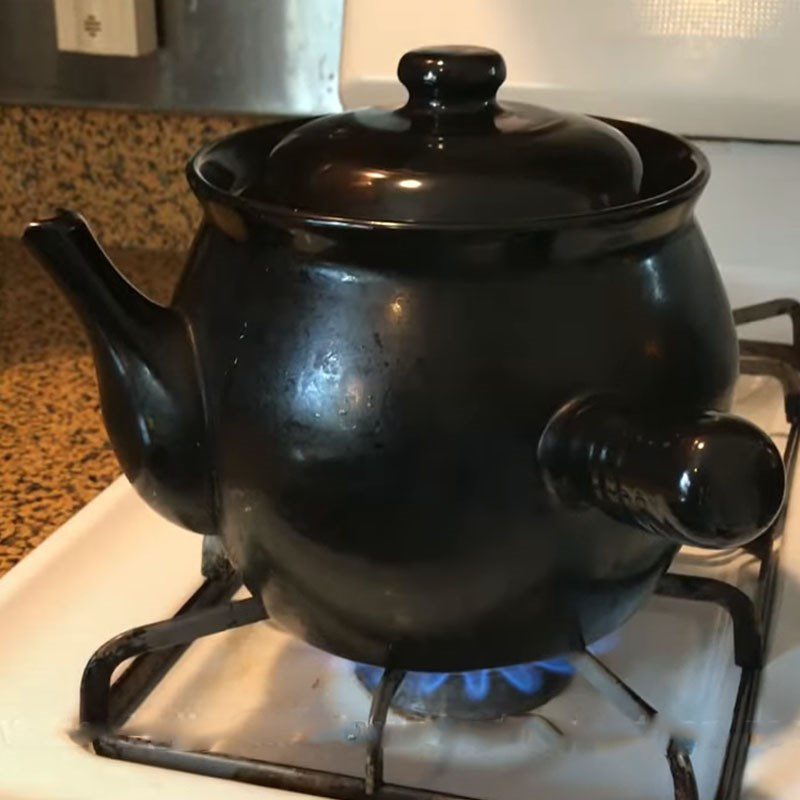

{"left": 252, "top": 46, "right": 643, "bottom": 224}
{"left": 539, "top": 398, "right": 785, "bottom": 548}
{"left": 22, "top": 47, "right": 785, "bottom": 672}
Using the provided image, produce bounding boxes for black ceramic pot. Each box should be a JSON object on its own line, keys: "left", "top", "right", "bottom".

{"left": 23, "top": 47, "right": 784, "bottom": 672}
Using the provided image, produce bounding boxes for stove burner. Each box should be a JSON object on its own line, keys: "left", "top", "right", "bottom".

{"left": 355, "top": 659, "right": 575, "bottom": 720}
{"left": 354, "top": 633, "right": 622, "bottom": 720}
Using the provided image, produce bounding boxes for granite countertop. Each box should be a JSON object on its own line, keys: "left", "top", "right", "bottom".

{"left": 0, "top": 237, "right": 182, "bottom": 574}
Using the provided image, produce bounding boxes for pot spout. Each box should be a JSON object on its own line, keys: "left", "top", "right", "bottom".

{"left": 23, "top": 210, "right": 215, "bottom": 534}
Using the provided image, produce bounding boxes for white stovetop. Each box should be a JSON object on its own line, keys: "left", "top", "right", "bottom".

{"left": 0, "top": 375, "right": 797, "bottom": 800}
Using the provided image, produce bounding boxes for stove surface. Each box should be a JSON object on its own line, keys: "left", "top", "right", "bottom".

{"left": 0, "top": 374, "right": 796, "bottom": 800}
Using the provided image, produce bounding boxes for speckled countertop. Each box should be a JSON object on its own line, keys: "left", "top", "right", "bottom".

{"left": 0, "top": 106, "right": 258, "bottom": 250}
{"left": 0, "top": 236, "right": 181, "bottom": 574}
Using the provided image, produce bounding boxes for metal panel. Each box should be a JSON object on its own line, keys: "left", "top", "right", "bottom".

{"left": 0, "top": 0, "right": 343, "bottom": 115}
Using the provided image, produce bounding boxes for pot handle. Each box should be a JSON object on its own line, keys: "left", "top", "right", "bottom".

{"left": 537, "top": 396, "right": 785, "bottom": 548}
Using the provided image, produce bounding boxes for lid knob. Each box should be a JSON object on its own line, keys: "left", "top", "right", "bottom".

{"left": 398, "top": 46, "right": 506, "bottom": 110}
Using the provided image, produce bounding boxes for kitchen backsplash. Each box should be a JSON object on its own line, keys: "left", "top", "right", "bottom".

{"left": 0, "top": 105, "right": 265, "bottom": 252}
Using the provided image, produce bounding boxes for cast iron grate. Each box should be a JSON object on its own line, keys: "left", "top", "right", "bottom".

{"left": 78, "top": 299, "right": 800, "bottom": 800}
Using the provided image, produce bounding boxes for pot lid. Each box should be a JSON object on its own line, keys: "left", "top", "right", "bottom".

{"left": 251, "top": 46, "right": 644, "bottom": 226}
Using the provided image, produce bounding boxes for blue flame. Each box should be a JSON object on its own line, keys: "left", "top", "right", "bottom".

{"left": 536, "top": 658, "right": 575, "bottom": 676}
{"left": 462, "top": 668, "right": 491, "bottom": 701}
{"left": 356, "top": 635, "right": 622, "bottom": 707}
{"left": 418, "top": 672, "right": 449, "bottom": 695}
{"left": 358, "top": 665, "right": 382, "bottom": 690}
{"left": 498, "top": 663, "right": 544, "bottom": 694}
{"left": 356, "top": 657, "right": 579, "bottom": 703}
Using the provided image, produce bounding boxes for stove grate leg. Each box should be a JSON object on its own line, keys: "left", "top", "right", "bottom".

{"left": 667, "top": 738, "right": 699, "bottom": 800}
{"left": 80, "top": 580, "right": 264, "bottom": 730}
{"left": 365, "top": 668, "right": 407, "bottom": 795}
{"left": 575, "top": 650, "right": 699, "bottom": 800}
{"left": 654, "top": 573, "right": 762, "bottom": 669}
{"left": 574, "top": 649, "right": 657, "bottom": 728}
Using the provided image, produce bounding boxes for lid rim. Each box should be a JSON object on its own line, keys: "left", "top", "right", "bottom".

{"left": 187, "top": 119, "right": 710, "bottom": 233}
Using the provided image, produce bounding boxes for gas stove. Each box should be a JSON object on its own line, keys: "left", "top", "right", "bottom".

{"left": 0, "top": 291, "right": 797, "bottom": 800}
{"left": 6, "top": 0, "right": 800, "bottom": 794}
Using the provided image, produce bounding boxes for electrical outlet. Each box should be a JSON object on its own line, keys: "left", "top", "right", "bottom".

{"left": 54, "top": 0, "right": 157, "bottom": 57}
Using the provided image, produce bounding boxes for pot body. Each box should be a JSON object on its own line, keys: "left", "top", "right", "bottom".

{"left": 172, "top": 204, "right": 738, "bottom": 672}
